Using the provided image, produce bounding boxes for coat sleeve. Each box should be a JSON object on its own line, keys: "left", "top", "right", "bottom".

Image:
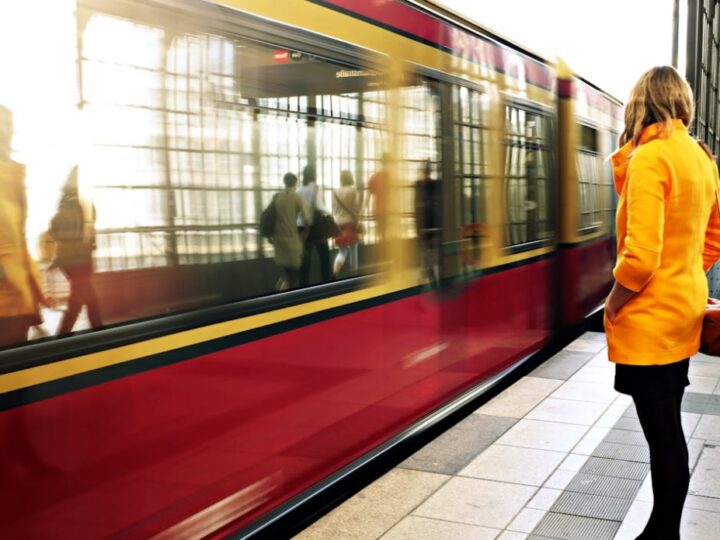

{"left": 612, "top": 148, "right": 669, "bottom": 292}
{"left": 703, "top": 164, "right": 720, "bottom": 272}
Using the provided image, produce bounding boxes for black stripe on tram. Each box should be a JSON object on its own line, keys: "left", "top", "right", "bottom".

{"left": 0, "top": 252, "right": 555, "bottom": 411}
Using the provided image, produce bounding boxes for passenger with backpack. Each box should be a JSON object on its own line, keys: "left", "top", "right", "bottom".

{"left": 264, "top": 172, "right": 310, "bottom": 291}
{"left": 49, "top": 166, "right": 102, "bottom": 334}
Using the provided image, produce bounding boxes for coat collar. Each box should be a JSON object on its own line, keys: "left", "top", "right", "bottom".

{"left": 611, "top": 119, "right": 688, "bottom": 193}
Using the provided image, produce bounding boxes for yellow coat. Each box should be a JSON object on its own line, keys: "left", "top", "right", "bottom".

{"left": 605, "top": 120, "right": 720, "bottom": 364}
{"left": 0, "top": 160, "right": 44, "bottom": 319}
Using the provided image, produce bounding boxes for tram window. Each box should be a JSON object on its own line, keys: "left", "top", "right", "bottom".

{"left": 577, "top": 124, "right": 605, "bottom": 233}
{"left": 0, "top": 3, "right": 405, "bottom": 349}
{"left": 503, "top": 104, "right": 552, "bottom": 248}
{"left": 454, "top": 86, "right": 489, "bottom": 229}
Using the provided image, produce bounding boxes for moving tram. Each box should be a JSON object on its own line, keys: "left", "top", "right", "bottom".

{"left": 0, "top": 0, "right": 622, "bottom": 537}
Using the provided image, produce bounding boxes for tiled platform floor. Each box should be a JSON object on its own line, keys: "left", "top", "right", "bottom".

{"left": 294, "top": 332, "right": 720, "bottom": 540}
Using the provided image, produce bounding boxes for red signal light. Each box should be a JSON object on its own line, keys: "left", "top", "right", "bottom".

{"left": 274, "top": 49, "right": 290, "bottom": 63}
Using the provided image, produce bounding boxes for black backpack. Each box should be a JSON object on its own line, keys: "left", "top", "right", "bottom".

{"left": 259, "top": 194, "right": 278, "bottom": 239}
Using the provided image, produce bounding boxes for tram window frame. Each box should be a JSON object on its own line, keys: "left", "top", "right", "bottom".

{"left": 576, "top": 122, "right": 605, "bottom": 235}
{"left": 453, "top": 85, "right": 490, "bottom": 231}
{"left": 502, "top": 99, "right": 554, "bottom": 253}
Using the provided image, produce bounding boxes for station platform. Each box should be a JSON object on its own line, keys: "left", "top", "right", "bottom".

{"left": 293, "top": 332, "right": 720, "bottom": 540}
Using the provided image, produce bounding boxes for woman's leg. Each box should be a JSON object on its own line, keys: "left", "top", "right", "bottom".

{"left": 334, "top": 246, "right": 347, "bottom": 277}
{"left": 58, "top": 267, "right": 82, "bottom": 334}
{"left": 78, "top": 262, "right": 102, "bottom": 328}
{"left": 633, "top": 386, "right": 688, "bottom": 540}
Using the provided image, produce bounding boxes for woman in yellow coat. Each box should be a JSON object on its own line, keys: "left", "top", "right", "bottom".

{"left": 605, "top": 66, "right": 720, "bottom": 539}
{"left": 0, "top": 104, "right": 45, "bottom": 349}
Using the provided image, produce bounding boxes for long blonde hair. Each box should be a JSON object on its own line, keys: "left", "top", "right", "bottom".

{"left": 620, "top": 66, "right": 694, "bottom": 147}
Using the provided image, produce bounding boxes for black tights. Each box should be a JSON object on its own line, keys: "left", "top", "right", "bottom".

{"left": 633, "top": 387, "right": 689, "bottom": 540}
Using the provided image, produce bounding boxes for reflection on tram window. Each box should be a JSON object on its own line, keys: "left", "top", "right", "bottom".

{"left": 0, "top": 4, "right": 456, "bottom": 348}
{"left": 78, "top": 15, "right": 393, "bottom": 324}
{"left": 504, "top": 104, "right": 552, "bottom": 248}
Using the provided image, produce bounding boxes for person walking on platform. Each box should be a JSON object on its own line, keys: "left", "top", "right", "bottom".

{"left": 49, "top": 166, "right": 102, "bottom": 334}
{"left": 0, "top": 104, "right": 46, "bottom": 348}
{"left": 332, "top": 170, "right": 361, "bottom": 278}
{"left": 414, "top": 159, "right": 441, "bottom": 287}
{"left": 604, "top": 66, "right": 720, "bottom": 540}
{"left": 272, "top": 172, "right": 311, "bottom": 291}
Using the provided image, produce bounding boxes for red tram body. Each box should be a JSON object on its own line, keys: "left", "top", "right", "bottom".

{"left": 0, "top": 0, "right": 622, "bottom": 537}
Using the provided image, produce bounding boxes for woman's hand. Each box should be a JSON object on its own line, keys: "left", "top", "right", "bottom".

{"left": 605, "top": 302, "right": 618, "bottom": 323}
{"left": 605, "top": 281, "right": 637, "bottom": 323}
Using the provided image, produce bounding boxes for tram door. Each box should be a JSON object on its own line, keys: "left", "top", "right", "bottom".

{"left": 436, "top": 82, "right": 489, "bottom": 379}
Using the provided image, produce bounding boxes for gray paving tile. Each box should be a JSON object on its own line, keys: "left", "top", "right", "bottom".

{"left": 684, "top": 402, "right": 720, "bottom": 415}
{"left": 530, "top": 351, "right": 594, "bottom": 381}
{"left": 602, "top": 429, "right": 648, "bottom": 447}
{"left": 621, "top": 406, "right": 638, "bottom": 419}
{"left": 565, "top": 473, "right": 641, "bottom": 499}
{"left": 684, "top": 392, "right": 713, "bottom": 403}
{"left": 399, "top": 414, "right": 517, "bottom": 474}
{"left": 294, "top": 469, "right": 449, "bottom": 540}
{"left": 613, "top": 416, "right": 643, "bottom": 432}
{"left": 592, "top": 442, "right": 649, "bottom": 463}
{"left": 380, "top": 516, "right": 499, "bottom": 540}
{"left": 583, "top": 332, "right": 608, "bottom": 342}
{"left": 550, "top": 491, "right": 633, "bottom": 521}
{"left": 413, "top": 477, "right": 536, "bottom": 529}
{"left": 531, "top": 512, "right": 620, "bottom": 540}
{"left": 688, "top": 443, "right": 720, "bottom": 498}
{"left": 681, "top": 393, "right": 720, "bottom": 415}
{"left": 579, "top": 457, "right": 650, "bottom": 481}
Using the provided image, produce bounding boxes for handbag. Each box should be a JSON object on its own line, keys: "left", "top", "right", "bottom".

{"left": 307, "top": 184, "right": 340, "bottom": 241}
{"left": 309, "top": 210, "right": 341, "bottom": 240}
{"left": 701, "top": 307, "right": 720, "bottom": 355}
{"left": 259, "top": 194, "right": 278, "bottom": 239}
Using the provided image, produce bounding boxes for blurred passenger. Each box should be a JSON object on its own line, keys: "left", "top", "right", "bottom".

{"left": 0, "top": 104, "right": 46, "bottom": 348}
{"left": 604, "top": 66, "right": 720, "bottom": 540}
{"left": 49, "top": 166, "right": 102, "bottom": 334}
{"left": 367, "top": 153, "right": 390, "bottom": 244}
{"left": 298, "top": 165, "right": 331, "bottom": 286}
{"left": 273, "top": 172, "right": 311, "bottom": 291}
{"left": 332, "top": 170, "right": 361, "bottom": 278}
{"left": 414, "top": 159, "right": 441, "bottom": 286}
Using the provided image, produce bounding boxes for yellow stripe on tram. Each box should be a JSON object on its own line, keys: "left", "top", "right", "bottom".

{"left": 0, "top": 275, "right": 413, "bottom": 394}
